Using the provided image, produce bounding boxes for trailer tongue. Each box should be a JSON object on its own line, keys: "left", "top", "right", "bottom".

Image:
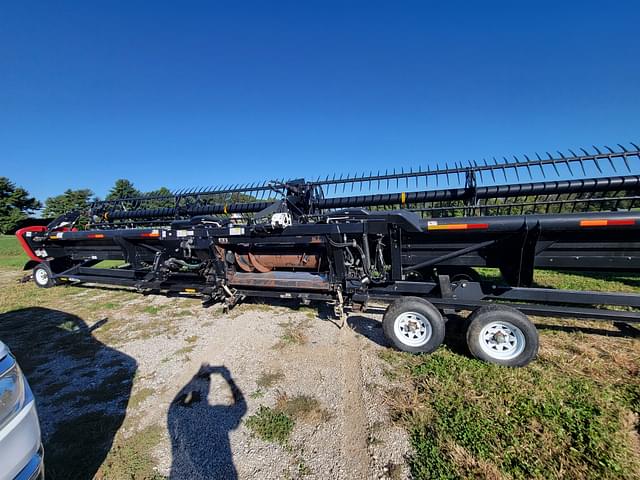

{"left": 17, "top": 144, "right": 640, "bottom": 366}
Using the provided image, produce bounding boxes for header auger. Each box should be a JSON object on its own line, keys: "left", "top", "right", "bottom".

{"left": 17, "top": 143, "right": 640, "bottom": 367}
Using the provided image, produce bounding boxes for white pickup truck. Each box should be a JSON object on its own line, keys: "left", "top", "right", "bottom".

{"left": 0, "top": 341, "right": 43, "bottom": 480}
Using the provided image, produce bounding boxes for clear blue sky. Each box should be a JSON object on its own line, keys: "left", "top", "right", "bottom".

{"left": 1, "top": 1, "right": 638, "bottom": 203}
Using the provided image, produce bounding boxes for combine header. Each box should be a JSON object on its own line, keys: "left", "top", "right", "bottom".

{"left": 17, "top": 144, "right": 640, "bottom": 366}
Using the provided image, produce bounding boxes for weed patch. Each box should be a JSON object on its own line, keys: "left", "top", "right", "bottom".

{"left": 274, "top": 318, "right": 310, "bottom": 348}
{"left": 256, "top": 370, "right": 285, "bottom": 389}
{"left": 245, "top": 405, "right": 294, "bottom": 444}
{"left": 97, "top": 424, "right": 166, "bottom": 479}
{"left": 275, "top": 392, "right": 331, "bottom": 424}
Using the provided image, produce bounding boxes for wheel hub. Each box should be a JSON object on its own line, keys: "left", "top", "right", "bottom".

{"left": 394, "top": 311, "right": 432, "bottom": 347}
{"left": 35, "top": 268, "right": 48, "bottom": 285}
{"left": 478, "top": 321, "right": 526, "bottom": 360}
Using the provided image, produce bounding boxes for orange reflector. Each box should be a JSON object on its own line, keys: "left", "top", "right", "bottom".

{"left": 141, "top": 232, "right": 160, "bottom": 238}
{"left": 88, "top": 233, "right": 105, "bottom": 239}
{"left": 184, "top": 288, "right": 197, "bottom": 293}
{"left": 427, "top": 223, "right": 489, "bottom": 231}
{"left": 580, "top": 219, "right": 635, "bottom": 227}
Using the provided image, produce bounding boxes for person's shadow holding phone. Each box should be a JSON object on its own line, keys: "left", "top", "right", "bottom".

{"left": 168, "top": 364, "right": 247, "bottom": 479}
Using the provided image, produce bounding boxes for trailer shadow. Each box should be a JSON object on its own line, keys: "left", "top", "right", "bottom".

{"left": 535, "top": 321, "right": 640, "bottom": 338}
{"left": 168, "top": 364, "right": 246, "bottom": 480}
{"left": 0, "top": 307, "right": 136, "bottom": 479}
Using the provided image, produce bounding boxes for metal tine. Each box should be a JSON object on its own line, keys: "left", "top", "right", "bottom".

{"left": 491, "top": 157, "right": 505, "bottom": 182}
{"left": 509, "top": 156, "right": 520, "bottom": 182}
{"left": 406, "top": 167, "right": 410, "bottom": 189}
{"left": 534, "top": 153, "right": 546, "bottom": 178}
{"left": 333, "top": 173, "right": 337, "bottom": 194}
{"left": 557, "top": 151, "right": 574, "bottom": 176}
{"left": 484, "top": 159, "right": 495, "bottom": 182}
{"left": 568, "top": 149, "right": 586, "bottom": 176}
{"left": 582, "top": 147, "right": 603, "bottom": 174}
{"left": 414, "top": 167, "right": 419, "bottom": 188}
{"left": 523, "top": 154, "right": 533, "bottom": 179}
{"left": 394, "top": 168, "right": 398, "bottom": 190}
{"left": 426, "top": 165, "right": 430, "bottom": 189}
{"left": 435, "top": 164, "right": 439, "bottom": 187}
{"left": 604, "top": 144, "right": 633, "bottom": 172}
{"left": 455, "top": 162, "right": 461, "bottom": 184}
{"left": 444, "top": 163, "right": 450, "bottom": 186}
{"left": 594, "top": 145, "right": 616, "bottom": 173}
{"left": 386, "top": 169, "right": 389, "bottom": 190}
{"left": 616, "top": 144, "right": 632, "bottom": 173}
{"left": 376, "top": 170, "right": 380, "bottom": 190}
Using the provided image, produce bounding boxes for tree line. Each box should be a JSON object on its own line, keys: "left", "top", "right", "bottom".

{"left": 0, "top": 177, "right": 171, "bottom": 234}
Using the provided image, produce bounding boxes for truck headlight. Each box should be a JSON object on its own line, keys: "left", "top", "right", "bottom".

{"left": 0, "top": 354, "right": 26, "bottom": 429}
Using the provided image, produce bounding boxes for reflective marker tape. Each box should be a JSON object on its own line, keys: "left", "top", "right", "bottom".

{"left": 401, "top": 192, "right": 406, "bottom": 205}
{"left": 87, "top": 233, "right": 105, "bottom": 239}
{"left": 580, "top": 219, "right": 635, "bottom": 227}
{"left": 427, "top": 223, "right": 489, "bottom": 231}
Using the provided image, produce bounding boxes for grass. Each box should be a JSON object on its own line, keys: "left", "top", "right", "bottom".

{"left": 96, "top": 424, "right": 166, "bottom": 480}
{"left": 246, "top": 393, "right": 330, "bottom": 445}
{"left": 275, "top": 392, "right": 331, "bottom": 424}
{"left": 129, "top": 386, "right": 156, "bottom": 409}
{"left": 380, "top": 265, "right": 640, "bottom": 480}
{"left": 274, "top": 318, "right": 310, "bottom": 348}
{"left": 377, "top": 267, "right": 640, "bottom": 479}
{"left": 0, "top": 234, "right": 28, "bottom": 269}
{"left": 245, "top": 405, "right": 295, "bottom": 444}
{"left": 256, "top": 369, "right": 285, "bottom": 389}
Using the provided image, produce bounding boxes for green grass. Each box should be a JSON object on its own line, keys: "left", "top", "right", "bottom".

{"left": 97, "top": 424, "right": 166, "bottom": 480}
{"left": 246, "top": 393, "right": 330, "bottom": 445}
{"left": 380, "top": 268, "right": 640, "bottom": 479}
{"left": 0, "top": 234, "right": 28, "bottom": 269}
{"left": 381, "top": 264, "right": 640, "bottom": 480}
{"left": 0, "top": 235, "right": 124, "bottom": 270}
{"left": 245, "top": 405, "right": 295, "bottom": 444}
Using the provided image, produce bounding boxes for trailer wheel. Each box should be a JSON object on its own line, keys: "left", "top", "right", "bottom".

{"left": 466, "top": 305, "right": 538, "bottom": 367}
{"left": 33, "top": 264, "right": 55, "bottom": 288}
{"left": 382, "top": 297, "right": 445, "bottom": 354}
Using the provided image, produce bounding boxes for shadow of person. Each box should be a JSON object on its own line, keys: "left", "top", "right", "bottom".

{"left": 168, "top": 364, "right": 247, "bottom": 480}
{"left": 0, "top": 307, "right": 136, "bottom": 479}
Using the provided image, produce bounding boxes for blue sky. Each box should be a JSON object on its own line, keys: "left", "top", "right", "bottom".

{"left": 1, "top": 1, "right": 638, "bottom": 203}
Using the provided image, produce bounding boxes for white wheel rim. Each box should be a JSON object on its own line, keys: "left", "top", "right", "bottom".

{"left": 394, "top": 311, "right": 432, "bottom": 347}
{"left": 35, "top": 268, "right": 49, "bottom": 285}
{"left": 478, "top": 321, "right": 526, "bottom": 360}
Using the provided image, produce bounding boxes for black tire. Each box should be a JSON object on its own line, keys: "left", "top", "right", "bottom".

{"left": 382, "top": 297, "right": 446, "bottom": 354}
{"left": 33, "top": 263, "right": 56, "bottom": 288}
{"left": 437, "top": 266, "right": 480, "bottom": 283}
{"left": 465, "top": 305, "right": 538, "bottom": 367}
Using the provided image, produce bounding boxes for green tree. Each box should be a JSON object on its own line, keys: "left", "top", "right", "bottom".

{"left": 43, "top": 188, "right": 94, "bottom": 219}
{"left": 106, "top": 179, "right": 140, "bottom": 200}
{"left": 0, "top": 177, "right": 41, "bottom": 234}
{"left": 144, "top": 186, "right": 175, "bottom": 209}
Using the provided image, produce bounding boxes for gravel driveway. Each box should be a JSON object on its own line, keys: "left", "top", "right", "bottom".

{"left": 0, "top": 271, "right": 410, "bottom": 479}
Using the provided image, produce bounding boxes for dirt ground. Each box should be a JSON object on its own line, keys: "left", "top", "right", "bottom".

{"left": 0, "top": 269, "right": 411, "bottom": 479}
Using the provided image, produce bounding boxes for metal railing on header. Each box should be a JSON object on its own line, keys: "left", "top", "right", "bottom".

{"left": 87, "top": 143, "right": 640, "bottom": 226}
